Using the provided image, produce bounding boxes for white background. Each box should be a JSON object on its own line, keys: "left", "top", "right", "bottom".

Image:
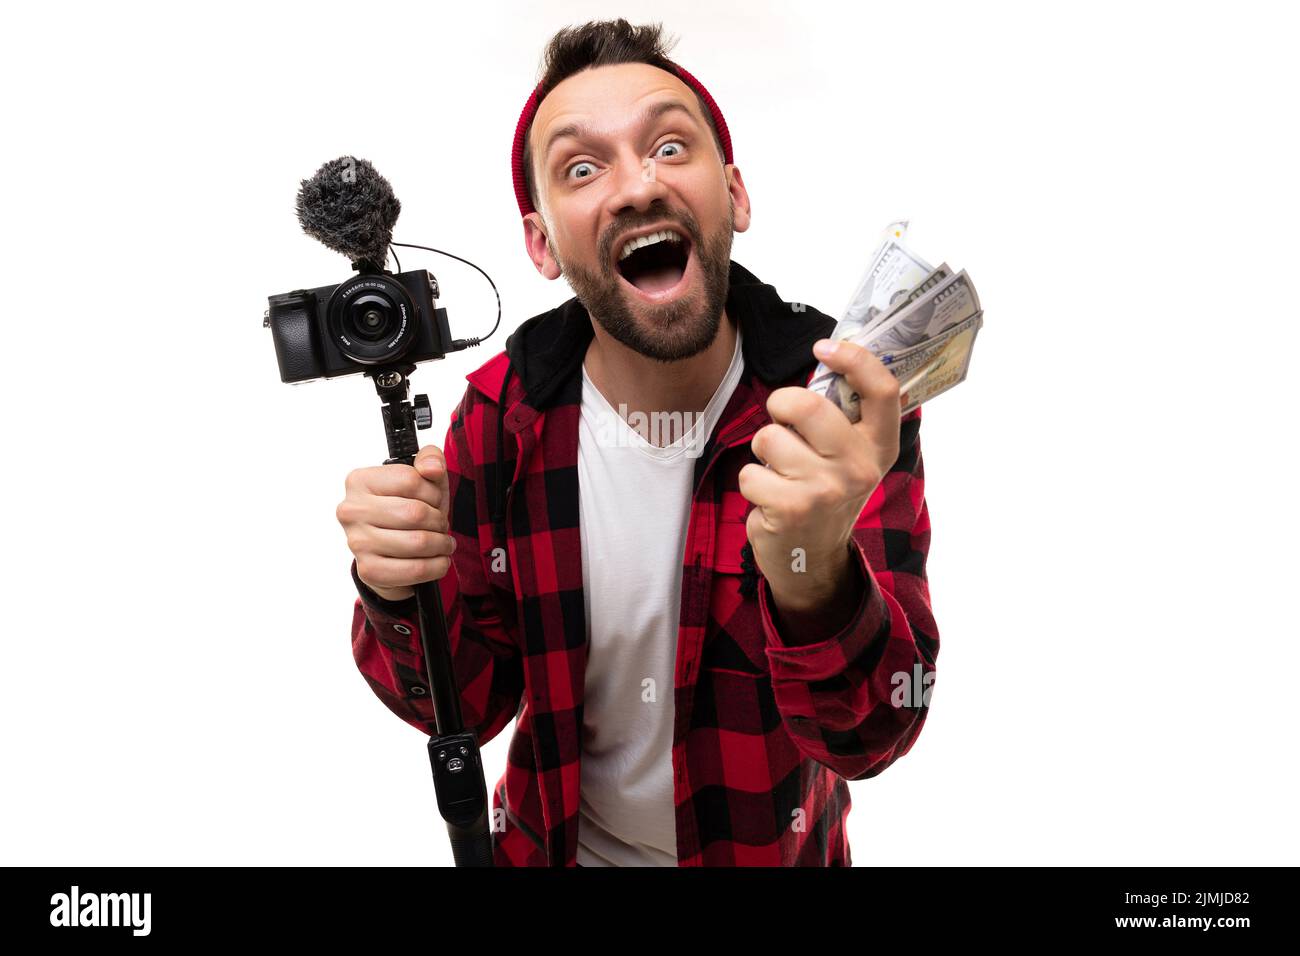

{"left": 3, "top": 0, "right": 1296, "bottom": 865}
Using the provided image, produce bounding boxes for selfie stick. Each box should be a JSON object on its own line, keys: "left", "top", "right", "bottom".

{"left": 370, "top": 363, "right": 494, "bottom": 867}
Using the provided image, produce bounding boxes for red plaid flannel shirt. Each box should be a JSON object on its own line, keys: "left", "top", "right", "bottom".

{"left": 350, "top": 260, "right": 940, "bottom": 866}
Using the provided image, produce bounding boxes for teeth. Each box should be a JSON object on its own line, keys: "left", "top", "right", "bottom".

{"left": 617, "top": 229, "right": 685, "bottom": 263}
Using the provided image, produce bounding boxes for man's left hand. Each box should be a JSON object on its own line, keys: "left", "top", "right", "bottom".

{"left": 738, "top": 337, "right": 906, "bottom": 614}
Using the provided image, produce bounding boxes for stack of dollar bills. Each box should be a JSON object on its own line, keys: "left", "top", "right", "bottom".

{"left": 807, "top": 220, "right": 983, "bottom": 421}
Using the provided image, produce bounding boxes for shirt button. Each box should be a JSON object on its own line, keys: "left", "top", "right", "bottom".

{"left": 394, "top": 624, "right": 412, "bottom": 635}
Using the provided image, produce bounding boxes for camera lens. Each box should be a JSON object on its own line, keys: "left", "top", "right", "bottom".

{"left": 347, "top": 293, "right": 396, "bottom": 342}
{"left": 326, "top": 276, "right": 416, "bottom": 364}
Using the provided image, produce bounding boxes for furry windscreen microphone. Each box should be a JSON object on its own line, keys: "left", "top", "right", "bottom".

{"left": 295, "top": 156, "right": 401, "bottom": 268}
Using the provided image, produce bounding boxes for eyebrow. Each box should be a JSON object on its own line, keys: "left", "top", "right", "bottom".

{"left": 542, "top": 100, "right": 700, "bottom": 170}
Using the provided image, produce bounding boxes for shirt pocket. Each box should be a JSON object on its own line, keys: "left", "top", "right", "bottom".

{"left": 702, "top": 514, "right": 769, "bottom": 678}
{"left": 714, "top": 515, "right": 749, "bottom": 574}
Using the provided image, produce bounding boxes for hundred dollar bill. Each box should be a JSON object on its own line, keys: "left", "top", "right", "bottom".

{"left": 826, "top": 312, "right": 984, "bottom": 422}
{"left": 873, "top": 262, "right": 951, "bottom": 328}
{"left": 894, "top": 313, "right": 983, "bottom": 416}
{"left": 879, "top": 310, "right": 984, "bottom": 376}
{"left": 864, "top": 269, "right": 981, "bottom": 355}
{"left": 837, "top": 220, "right": 934, "bottom": 340}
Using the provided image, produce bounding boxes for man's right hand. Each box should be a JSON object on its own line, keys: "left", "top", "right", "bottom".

{"left": 337, "top": 444, "right": 456, "bottom": 603}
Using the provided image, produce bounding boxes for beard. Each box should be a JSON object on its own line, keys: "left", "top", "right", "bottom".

{"left": 551, "top": 198, "right": 734, "bottom": 363}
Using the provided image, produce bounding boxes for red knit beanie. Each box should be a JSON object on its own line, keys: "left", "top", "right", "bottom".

{"left": 511, "top": 60, "right": 733, "bottom": 218}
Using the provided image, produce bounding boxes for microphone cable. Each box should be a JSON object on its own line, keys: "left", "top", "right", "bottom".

{"left": 390, "top": 241, "right": 502, "bottom": 351}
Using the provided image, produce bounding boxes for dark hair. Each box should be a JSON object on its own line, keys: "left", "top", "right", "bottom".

{"left": 521, "top": 18, "right": 728, "bottom": 216}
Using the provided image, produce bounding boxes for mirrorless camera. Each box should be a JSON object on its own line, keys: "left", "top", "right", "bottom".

{"left": 265, "top": 268, "right": 451, "bottom": 384}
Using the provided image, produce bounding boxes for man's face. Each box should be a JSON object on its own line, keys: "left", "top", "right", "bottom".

{"left": 523, "top": 62, "right": 752, "bottom": 363}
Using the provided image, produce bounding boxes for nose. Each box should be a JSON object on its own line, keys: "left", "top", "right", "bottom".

{"left": 604, "top": 145, "right": 670, "bottom": 220}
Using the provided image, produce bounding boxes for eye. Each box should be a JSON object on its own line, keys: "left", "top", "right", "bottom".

{"left": 565, "top": 160, "right": 597, "bottom": 181}
{"left": 655, "top": 140, "right": 686, "bottom": 159}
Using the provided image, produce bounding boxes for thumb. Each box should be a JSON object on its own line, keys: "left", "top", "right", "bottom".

{"left": 415, "top": 445, "right": 446, "bottom": 480}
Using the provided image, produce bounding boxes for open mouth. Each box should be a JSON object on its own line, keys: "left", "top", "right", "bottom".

{"left": 614, "top": 229, "right": 694, "bottom": 301}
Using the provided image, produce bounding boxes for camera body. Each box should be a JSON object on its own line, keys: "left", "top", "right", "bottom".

{"left": 266, "top": 269, "right": 451, "bottom": 384}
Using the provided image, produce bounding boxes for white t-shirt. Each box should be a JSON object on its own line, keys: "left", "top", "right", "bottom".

{"left": 574, "top": 326, "right": 746, "bottom": 867}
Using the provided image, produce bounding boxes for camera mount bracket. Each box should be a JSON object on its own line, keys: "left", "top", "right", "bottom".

{"left": 367, "top": 364, "right": 495, "bottom": 867}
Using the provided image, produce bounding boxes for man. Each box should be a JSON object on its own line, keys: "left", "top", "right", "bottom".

{"left": 342, "top": 18, "right": 940, "bottom": 866}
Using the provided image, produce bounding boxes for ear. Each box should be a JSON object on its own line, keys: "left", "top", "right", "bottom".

{"left": 725, "top": 164, "right": 752, "bottom": 234}
{"left": 522, "top": 212, "right": 562, "bottom": 279}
